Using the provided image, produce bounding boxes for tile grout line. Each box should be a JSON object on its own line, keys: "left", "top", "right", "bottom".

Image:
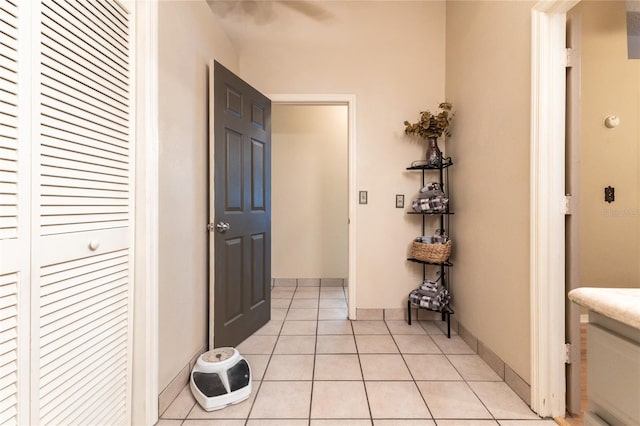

{"left": 307, "top": 286, "right": 321, "bottom": 425}
{"left": 390, "top": 319, "right": 436, "bottom": 422}
{"left": 242, "top": 283, "right": 296, "bottom": 424}
{"left": 352, "top": 317, "right": 375, "bottom": 422}
{"left": 438, "top": 348, "right": 498, "bottom": 422}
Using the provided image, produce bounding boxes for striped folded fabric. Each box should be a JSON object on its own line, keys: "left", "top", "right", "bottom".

{"left": 419, "top": 182, "right": 444, "bottom": 198}
{"left": 412, "top": 195, "right": 449, "bottom": 213}
{"left": 409, "top": 279, "right": 451, "bottom": 311}
{"left": 412, "top": 182, "right": 448, "bottom": 213}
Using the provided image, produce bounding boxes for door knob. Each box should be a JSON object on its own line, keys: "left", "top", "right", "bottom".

{"left": 215, "top": 222, "right": 230, "bottom": 233}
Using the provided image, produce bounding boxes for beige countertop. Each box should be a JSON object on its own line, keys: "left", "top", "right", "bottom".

{"left": 568, "top": 287, "right": 640, "bottom": 331}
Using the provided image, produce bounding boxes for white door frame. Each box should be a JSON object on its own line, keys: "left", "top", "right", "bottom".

{"left": 132, "top": 1, "right": 159, "bottom": 425}
{"left": 268, "top": 94, "right": 357, "bottom": 320}
{"left": 530, "top": 0, "right": 580, "bottom": 418}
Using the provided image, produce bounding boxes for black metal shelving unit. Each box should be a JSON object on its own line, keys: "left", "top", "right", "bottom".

{"left": 406, "top": 158, "right": 454, "bottom": 338}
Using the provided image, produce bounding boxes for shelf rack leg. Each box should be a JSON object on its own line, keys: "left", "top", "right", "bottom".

{"left": 441, "top": 310, "right": 451, "bottom": 338}
{"left": 407, "top": 300, "right": 412, "bottom": 325}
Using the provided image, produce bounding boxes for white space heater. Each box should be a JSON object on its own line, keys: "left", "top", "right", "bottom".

{"left": 190, "top": 347, "right": 252, "bottom": 411}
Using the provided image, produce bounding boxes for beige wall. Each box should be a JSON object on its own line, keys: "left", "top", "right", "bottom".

{"left": 271, "top": 105, "right": 349, "bottom": 279}
{"left": 235, "top": 1, "right": 446, "bottom": 308}
{"left": 157, "top": 0, "right": 238, "bottom": 391}
{"left": 575, "top": 1, "right": 640, "bottom": 289}
{"left": 445, "top": 1, "right": 535, "bottom": 382}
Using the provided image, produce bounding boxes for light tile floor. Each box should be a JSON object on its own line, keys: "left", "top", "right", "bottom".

{"left": 158, "top": 286, "right": 557, "bottom": 426}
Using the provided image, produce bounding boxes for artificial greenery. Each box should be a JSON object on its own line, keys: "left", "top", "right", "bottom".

{"left": 404, "top": 102, "right": 454, "bottom": 139}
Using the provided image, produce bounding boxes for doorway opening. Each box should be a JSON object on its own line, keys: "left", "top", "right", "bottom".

{"left": 564, "top": 2, "right": 640, "bottom": 422}
{"left": 269, "top": 95, "right": 357, "bottom": 319}
{"left": 532, "top": 0, "right": 640, "bottom": 419}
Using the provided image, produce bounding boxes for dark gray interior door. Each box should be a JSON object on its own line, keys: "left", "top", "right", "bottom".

{"left": 211, "top": 61, "right": 271, "bottom": 348}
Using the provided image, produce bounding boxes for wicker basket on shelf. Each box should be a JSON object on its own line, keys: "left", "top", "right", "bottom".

{"left": 411, "top": 240, "right": 452, "bottom": 263}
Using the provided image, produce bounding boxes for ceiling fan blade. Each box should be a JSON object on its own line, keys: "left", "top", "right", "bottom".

{"left": 278, "top": 1, "right": 333, "bottom": 21}
{"left": 207, "top": 0, "right": 239, "bottom": 17}
{"left": 208, "top": 0, "right": 276, "bottom": 24}
{"left": 208, "top": 0, "right": 331, "bottom": 24}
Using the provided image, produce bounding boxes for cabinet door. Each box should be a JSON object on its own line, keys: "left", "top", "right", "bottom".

{"left": 33, "top": 2, "right": 133, "bottom": 424}
{"left": 587, "top": 323, "right": 640, "bottom": 425}
{"left": 0, "top": 1, "right": 27, "bottom": 423}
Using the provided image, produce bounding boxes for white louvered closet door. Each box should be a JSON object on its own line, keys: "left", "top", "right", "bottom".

{"left": 0, "top": 1, "right": 133, "bottom": 423}
{"left": 34, "top": 1, "right": 133, "bottom": 425}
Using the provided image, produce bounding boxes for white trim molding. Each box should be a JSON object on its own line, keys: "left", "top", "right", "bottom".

{"left": 267, "top": 94, "right": 358, "bottom": 320}
{"left": 530, "top": 0, "right": 580, "bottom": 418}
{"left": 132, "top": 0, "right": 159, "bottom": 424}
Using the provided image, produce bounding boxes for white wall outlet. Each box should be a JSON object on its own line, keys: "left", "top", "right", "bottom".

{"left": 359, "top": 191, "right": 368, "bottom": 204}
{"left": 396, "top": 194, "right": 404, "bottom": 208}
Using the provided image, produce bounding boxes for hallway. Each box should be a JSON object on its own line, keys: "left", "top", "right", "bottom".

{"left": 157, "top": 284, "right": 555, "bottom": 425}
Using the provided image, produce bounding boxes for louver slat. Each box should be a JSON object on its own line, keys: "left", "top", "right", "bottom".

{"left": 42, "top": 205, "right": 127, "bottom": 216}
{"left": 41, "top": 165, "right": 129, "bottom": 185}
{"left": 0, "top": 90, "right": 18, "bottom": 113}
{"left": 0, "top": 91, "right": 17, "bottom": 117}
{"left": 40, "top": 175, "right": 127, "bottom": 193}
{"left": 42, "top": 143, "right": 129, "bottom": 176}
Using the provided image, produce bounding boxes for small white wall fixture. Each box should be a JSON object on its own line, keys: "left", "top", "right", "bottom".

{"left": 268, "top": 94, "right": 357, "bottom": 320}
{"left": 530, "top": 0, "right": 580, "bottom": 418}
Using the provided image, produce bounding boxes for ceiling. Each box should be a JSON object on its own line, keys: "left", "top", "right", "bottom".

{"left": 206, "top": 0, "right": 421, "bottom": 52}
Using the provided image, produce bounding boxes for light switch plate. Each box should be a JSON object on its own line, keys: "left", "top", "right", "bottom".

{"left": 359, "top": 191, "right": 368, "bottom": 204}
{"left": 396, "top": 194, "right": 404, "bottom": 208}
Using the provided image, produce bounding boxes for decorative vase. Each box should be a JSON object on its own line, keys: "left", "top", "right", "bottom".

{"left": 426, "top": 136, "right": 442, "bottom": 166}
